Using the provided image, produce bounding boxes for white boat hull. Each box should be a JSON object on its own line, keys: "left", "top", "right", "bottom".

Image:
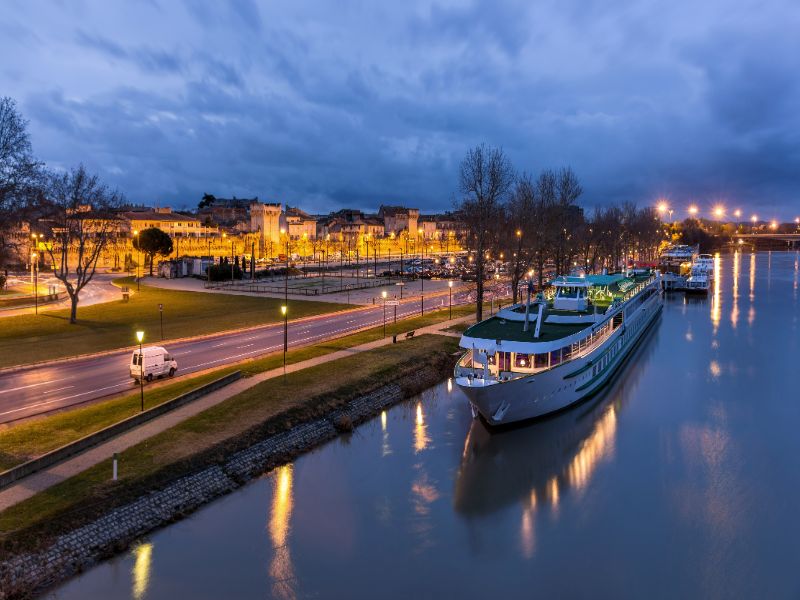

{"left": 456, "top": 286, "right": 663, "bottom": 425}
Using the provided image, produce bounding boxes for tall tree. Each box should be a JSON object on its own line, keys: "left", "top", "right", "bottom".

{"left": 0, "top": 97, "right": 42, "bottom": 266}
{"left": 39, "top": 165, "right": 123, "bottom": 323}
{"left": 506, "top": 174, "right": 535, "bottom": 302}
{"left": 457, "top": 144, "right": 515, "bottom": 322}
{"left": 133, "top": 227, "right": 173, "bottom": 275}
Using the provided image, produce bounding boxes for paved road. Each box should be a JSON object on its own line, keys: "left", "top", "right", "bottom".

{"left": 0, "top": 273, "right": 121, "bottom": 318}
{"left": 0, "top": 290, "right": 474, "bottom": 424}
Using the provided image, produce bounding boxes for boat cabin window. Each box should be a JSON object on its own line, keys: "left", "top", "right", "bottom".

{"left": 534, "top": 353, "right": 548, "bottom": 368}
{"left": 550, "top": 349, "right": 562, "bottom": 366}
{"left": 514, "top": 353, "right": 530, "bottom": 369}
{"left": 556, "top": 286, "right": 585, "bottom": 299}
{"left": 562, "top": 345, "right": 572, "bottom": 361}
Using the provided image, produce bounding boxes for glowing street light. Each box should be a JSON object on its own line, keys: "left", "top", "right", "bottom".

{"left": 448, "top": 280, "right": 453, "bottom": 319}
{"left": 136, "top": 331, "right": 145, "bottom": 411}
{"left": 381, "top": 290, "right": 388, "bottom": 338}
{"left": 770, "top": 220, "right": 778, "bottom": 230}
{"left": 733, "top": 209, "right": 742, "bottom": 219}
{"left": 281, "top": 305, "right": 288, "bottom": 379}
{"left": 688, "top": 205, "right": 698, "bottom": 217}
{"left": 751, "top": 215, "right": 758, "bottom": 223}
{"left": 713, "top": 206, "right": 725, "bottom": 219}
{"left": 133, "top": 230, "right": 141, "bottom": 291}
{"left": 31, "top": 251, "right": 39, "bottom": 315}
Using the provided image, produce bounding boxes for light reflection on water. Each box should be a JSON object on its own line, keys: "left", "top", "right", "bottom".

{"left": 268, "top": 465, "right": 296, "bottom": 600}
{"left": 51, "top": 252, "right": 800, "bottom": 599}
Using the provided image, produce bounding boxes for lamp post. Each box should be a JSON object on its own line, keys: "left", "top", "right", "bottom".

{"left": 30, "top": 233, "right": 38, "bottom": 291}
{"left": 448, "top": 280, "right": 453, "bottom": 320}
{"left": 418, "top": 227, "right": 424, "bottom": 316}
{"left": 133, "top": 230, "right": 140, "bottom": 291}
{"left": 382, "top": 290, "right": 387, "bottom": 338}
{"left": 280, "top": 228, "right": 289, "bottom": 307}
{"left": 31, "top": 252, "right": 39, "bottom": 315}
{"left": 281, "top": 305, "right": 288, "bottom": 380}
{"left": 230, "top": 238, "right": 235, "bottom": 282}
{"left": 207, "top": 237, "right": 212, "bottom": 285}
{"left": 136, "top": 330, "right": 145, "bottom": 411}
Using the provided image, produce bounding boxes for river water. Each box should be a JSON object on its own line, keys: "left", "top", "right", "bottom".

{"left": 49, "top": 251, "right": 800, "bottom": 599}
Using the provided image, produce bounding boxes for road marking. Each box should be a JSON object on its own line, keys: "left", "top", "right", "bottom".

{"left": 0, "top": 382, "right": 130, "bottom": 417}
{"left": 42, "top": 385, "right": 75, "bottom": 394}
{"left": 0, "top": 378, "right": 68, "bottom": 395}
{"left": 236, "top": 343, "right": 254, "bottom": 349}
{"left": 211, "top": 342, "right": 227, "bottom": 348}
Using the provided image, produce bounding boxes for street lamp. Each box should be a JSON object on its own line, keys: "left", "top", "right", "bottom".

{"left": 382, "top": 290, "right": 387, "bottom": 338}
{"left": 448, "top": 280, "right": 453, "bottom": 320}
{"left": 418, "top": 227, "right": 424, "bottom": 316}
{"left": 133, "top": 230, "right": 140, "bottom": 291}
{"left": 713, "top": 205, "right": 725, "bottom": 219}
{"left": 31, "top": 252, "right": 38, "bottom": 315}
{"left": 281, "top": 305, "right": 288, "bottom": 380}
{"left": 688, "top": 205, "right": 698, "bottom": 217}
{"left": 136, "top": 330, "right": 145, "bottom": 411}
{"left": 280, "top": 228, "right": 289, "bottom": 306}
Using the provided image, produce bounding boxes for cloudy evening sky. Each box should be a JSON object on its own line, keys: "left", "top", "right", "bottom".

{"left": 1, "top": 0, "right": 798, "bottom": 218}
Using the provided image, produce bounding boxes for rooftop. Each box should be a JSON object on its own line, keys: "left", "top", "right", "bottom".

{"left": 122, "top": 211, "right": 199, "bottom": 222}
{"left": 463, "top": 316, "right": 590, "bottom": 344}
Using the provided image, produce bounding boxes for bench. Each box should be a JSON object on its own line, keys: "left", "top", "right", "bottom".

{"left": 391, "top": 330, "right": 416, "bottom": 344}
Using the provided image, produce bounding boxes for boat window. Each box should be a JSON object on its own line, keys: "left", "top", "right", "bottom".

{"left": 534, "top": 353, "right": 548, "bottom": 368}
{"left": 562, "top": 345, "right": 572, "bottom": 361}
{"left": 550, "top": 349, "right": 562, "bottom": 366}
{"left": 497, "top": 351, "right": 511, "bottom": 371}
{"left": 514, "top": 353, "right": 530, "bottom": 369}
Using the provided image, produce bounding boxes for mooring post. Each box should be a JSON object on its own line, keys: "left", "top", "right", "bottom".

{"left": 112, "top": 452, "right": 118, "bottom": 481}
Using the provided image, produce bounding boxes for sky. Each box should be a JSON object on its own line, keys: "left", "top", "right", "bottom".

{"left": 1, "top": 0, "right": 799, "bottom": 219}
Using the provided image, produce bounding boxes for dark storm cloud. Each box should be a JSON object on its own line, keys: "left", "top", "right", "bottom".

{"left": 2, "top": 0, "right": 799, "bottom": 218}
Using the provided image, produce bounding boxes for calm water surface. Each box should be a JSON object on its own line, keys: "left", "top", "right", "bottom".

{"left": 49, "top": 251, "right": 800, "bottom": 599}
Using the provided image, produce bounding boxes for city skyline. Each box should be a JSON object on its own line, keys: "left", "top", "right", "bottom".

{"left": 2, "top": 0, "right": 799, "bottom": 219}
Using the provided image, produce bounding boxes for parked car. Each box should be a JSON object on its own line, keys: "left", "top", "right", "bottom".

{"left": 131, "top": 346, "right": 177, "bottom": 383}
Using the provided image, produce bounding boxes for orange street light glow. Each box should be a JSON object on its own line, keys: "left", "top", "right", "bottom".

{"left": 733, "top": 209, "right": 741, "bottom": 218}
{"left": 688, "top": 205, "right": 698, "bottom": 216}
{"left": 656, "top": 201, "right": 668, "bottom": 214}
{"left": 713, "top": 206, "right": 725, "bottom": 218}
{"left": 751, "top": 215, "right": 758, "bottom": 223}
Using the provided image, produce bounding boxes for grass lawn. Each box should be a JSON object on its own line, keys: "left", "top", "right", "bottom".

{"left": 0, "top": 334, "right": 459, "bottom": 541}
{"left": 0, "top": 304, "right": 475, "bottom": 471}
{"left": 0, "top": 277, "right": 350, "bottom": 368}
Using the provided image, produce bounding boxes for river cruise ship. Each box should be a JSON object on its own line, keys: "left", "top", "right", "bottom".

{"left": 455, "top": 271, "right": 663, "bottom": 425}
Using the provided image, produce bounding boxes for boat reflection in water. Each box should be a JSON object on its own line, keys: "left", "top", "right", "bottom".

{"left": 454, "top": 391, "right": 618, "bottom": 518}
{"left": 454, "top": 324, "right": 657, "bottom": 524}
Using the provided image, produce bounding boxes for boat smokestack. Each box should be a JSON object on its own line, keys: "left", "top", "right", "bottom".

{"left": 534, "top": 302, "right": 545, "bottom": 338}
{"left": 523, "top": 279, "right": 533, "bottom": 332}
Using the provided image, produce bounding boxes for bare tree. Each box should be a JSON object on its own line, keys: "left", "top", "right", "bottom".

{"left": 0, "top": 97, "right": 42, "bottom": 266}
{"left": 457, "top": 144, "right": 515, "bottom": 321}
{"left": 39, "top": 165, "right": 123, "bottom": 323}
{"left": 506, "top": 174, "right": 535, "bottom": 302}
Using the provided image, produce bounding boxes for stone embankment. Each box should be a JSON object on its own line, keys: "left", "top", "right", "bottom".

{"left": 0, "top": 376, "right": 424, "bottom": 599}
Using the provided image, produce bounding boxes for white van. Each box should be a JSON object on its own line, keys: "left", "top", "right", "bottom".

{"left": 130, "top": 346, "right": 178, "bottom": 383}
